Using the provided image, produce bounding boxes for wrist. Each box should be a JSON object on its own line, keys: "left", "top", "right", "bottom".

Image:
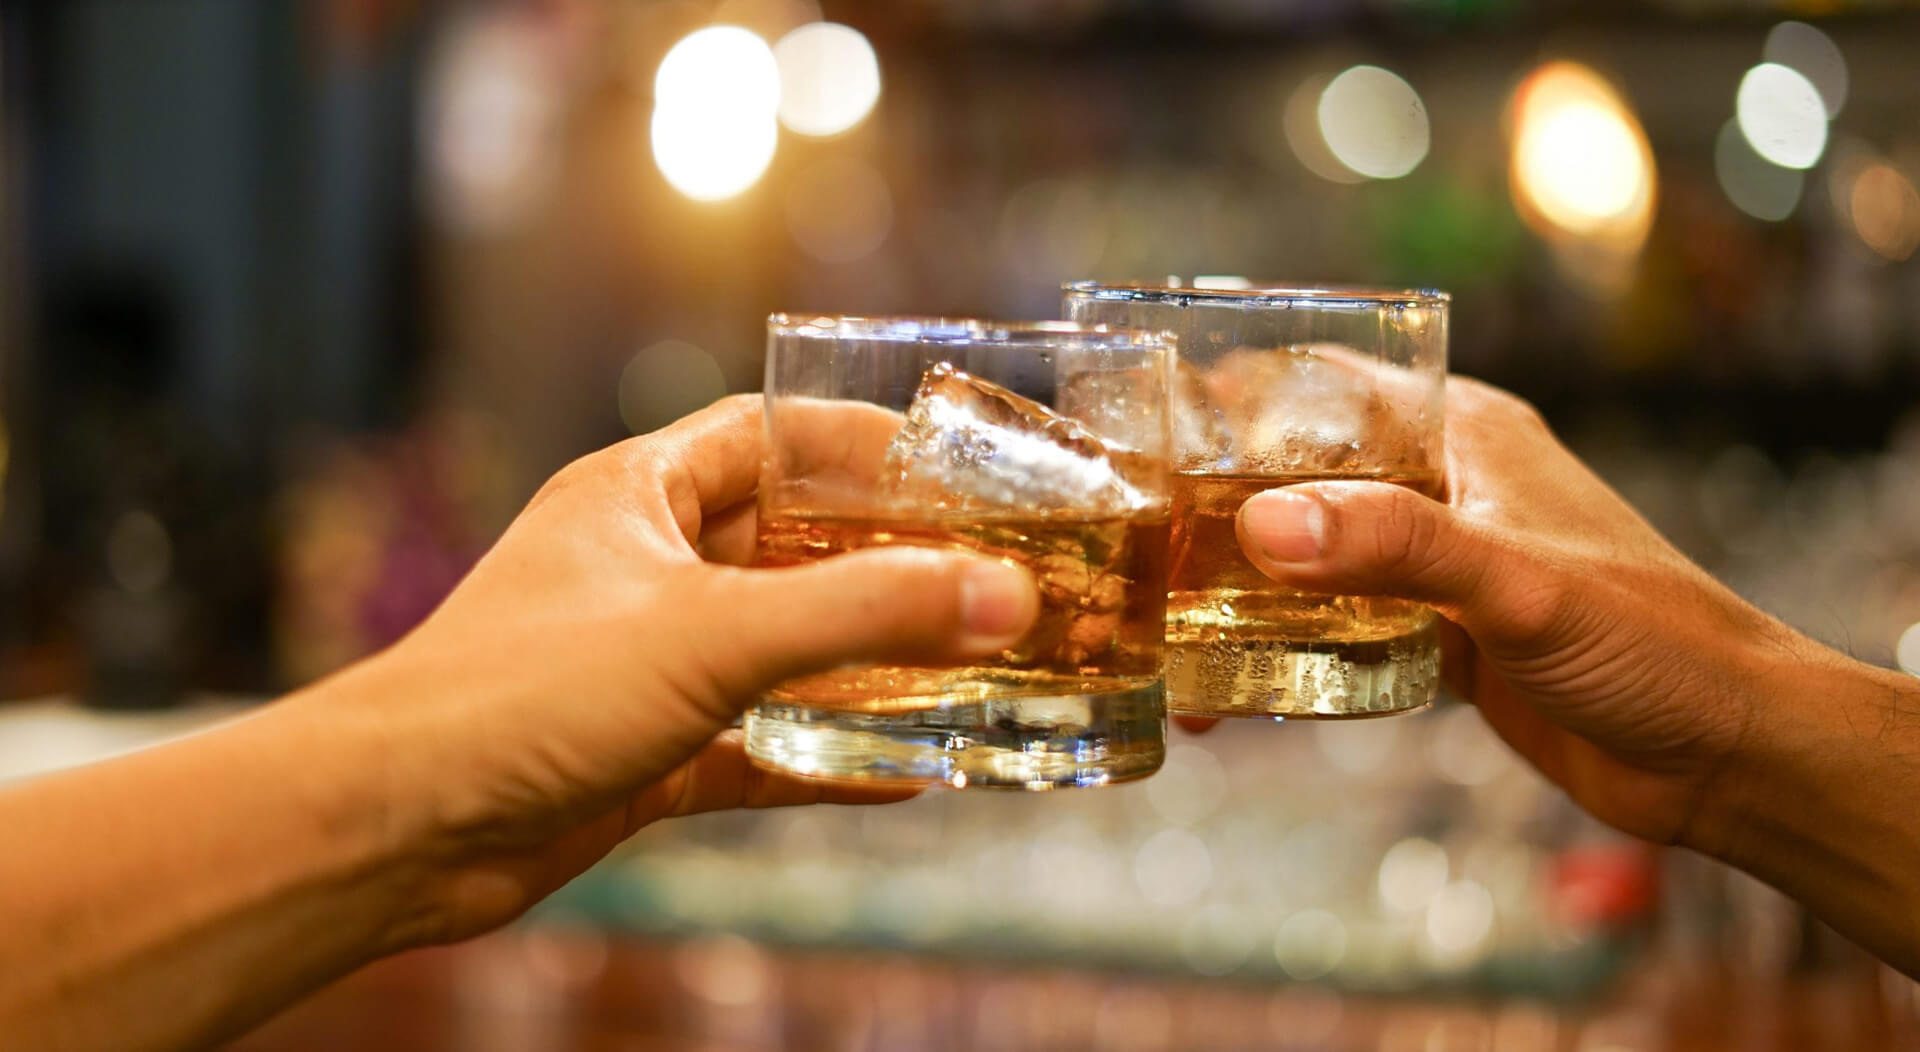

{"left": 272, "top": 663, "right": 456, "bottom": 954}
{"left": 300, "top": 640, "right": 587, "bottom": 948}
{"left": 1682, "top": 626, "right": 1920, "bottom": 970}
{"left": 1685, "top": 627, "right": 1858, "bottom": 859}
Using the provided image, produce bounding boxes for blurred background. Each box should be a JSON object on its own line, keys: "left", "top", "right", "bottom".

{"left": 1, "top": 0, "right": 1918, "bottom": 1048}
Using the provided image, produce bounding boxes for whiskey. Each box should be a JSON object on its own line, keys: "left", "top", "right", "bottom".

{"left": 1165, "top": 472, "right": 1443, "bottom": 717}
{"left": 746, "top": 509, "right": 1171, "bottom": 788}
{"left": 757, "top": 510, "right": 1169, "bottom": 712}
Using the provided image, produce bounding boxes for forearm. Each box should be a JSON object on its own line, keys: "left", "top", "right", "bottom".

{"left": 1687, "top": 633, "right": 1920, "bottom": 975}
{"left": 0, "top": 685, "right": 433, "bottom": 1051}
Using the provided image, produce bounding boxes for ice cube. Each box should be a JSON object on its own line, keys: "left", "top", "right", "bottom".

{"left": 882, "top": 363, "right": 1161, "bottom": 515}
{"left": 1172, "top": 360, "right": 1234, "bottom": 471}
{"left": 1059, "top": 360, "right": 1228, "bottom": 473}
{"left": 1202, "top": 344, "right": 1408, "bottom": 474}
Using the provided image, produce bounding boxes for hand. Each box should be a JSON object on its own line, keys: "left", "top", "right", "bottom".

{"left": 1230, "top": 378, "right": 1803, "bottom": 845}
{"left": 1228, "top": 376, "right": 1920, "bottom": 977}
{"left": 330, "top": 395, "right": 1039, "bottom": 945}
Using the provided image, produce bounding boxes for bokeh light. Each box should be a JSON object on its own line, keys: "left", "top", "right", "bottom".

{"left": 1510, "top": 63, "right": 1655, "bottom": 239}
{"left": 423, "top": 10, "right": 558, "bottom": 234}
{"left": 107, "top": 509, "right": 173, "bottom": 595}
{"left": 654, "top": 25, "right": 781, "bottom": 116}
{"left": 1508, "top": 59, "right": 1655, "bottom": 293}
{"left": 1274, "top": 910, "right": 1347, "bottom": 981}
{"left": 619, "top": 340, "right": 729, "bottom": 434}
{"left": 1763, "top": 21, "right": 1847, "bottom": 118}
{"left": 1316, "top": 65, "right": 1430, "bottom": 180}
{"left": 1284, "top": 72, "right": 1366, "bottom": 185}
{"left": 652, "top": 106, "right": 778, "bottom": 202}
{"left": 651, "top": 26, "right": 781, "bottom": 200}
{"left": 1425, "top": 880, "right": 1496, "bottom": 961}
{"left": 773, "top": 23, "right": 882, "bottom": 137}
{"left": 1133, "top": 828, "right": 1213, "bottom": 908}
{"left": 1736, "top": 62, "right": 1828, "bottom": 171}
{"left": 1145, "top": 744, "right": 1230, "bottom": 828}
{"left": 1715, "top": 119, "right": 1803, "bottom": 222}
{"left": 1378, "top": 837, "right": 1450, "bottom": 915}
{"left": 784, "top": 156, "right": 894, "bottom": 263}
{"left": 1898, "top": 622, "right": 1920, "bottom": 676}
{"left": 1848, "top": 162, "right": 1920, "bottom": 262}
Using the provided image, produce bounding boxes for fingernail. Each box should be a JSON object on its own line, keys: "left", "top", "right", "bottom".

{"left": 960, "top": 562, "right": 1035, "bottom": 644}
{"left": 1240, "top": 489, "right": 1326, "bottom": 564}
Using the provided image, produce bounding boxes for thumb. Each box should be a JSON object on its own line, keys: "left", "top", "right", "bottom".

{"left": 1235, "top": 482, "right": 1504, "bottom": 613}
{"left": 690, "top": 548, "right": 1041, "bottom": 703}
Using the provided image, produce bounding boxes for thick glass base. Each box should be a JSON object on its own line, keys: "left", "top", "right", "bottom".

{"left": 1163, "top": 621, "right": 1441, "bottom": 719}
{"left": 744, "top": 681, "right": 1166, "bottom": 790}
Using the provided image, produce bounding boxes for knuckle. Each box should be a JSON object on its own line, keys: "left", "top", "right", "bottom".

{"left": 615, "top": 438, "right": 674, "bottom": 480}
{"left": 1492, "top": 559, "right": 1575, "bottom": 644}
{"left": 1365, "top": 486, "right": 1438, "bottom": 578}
{"left": 533, "top": 441, "right": 671, "bottom": 510}
{"left": 712, "top": 393, "right": 761, "bottom": 421}
{"left": 529, "top": 454, "right": 598, "bottom": 507}
{"left": 1457, "top": 380, "right": 1547, "bottom": 432}
{"left": 1493, "top": 392, "right": 1550, "bottom": 434}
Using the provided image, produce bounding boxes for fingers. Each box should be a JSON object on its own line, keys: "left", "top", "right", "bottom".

{"left": 626, "top": 732, "right": 922, "bottom": 833}
{"left": 774, "top": 398, "right": 906, "bottom": 480}
{"left": 687, "top": 548, "right": 1042, "bottom": 705}
{"left": 1233, "top": 481, "right": 1572, "bottom": 654}
{"left": 697, "top": 500, "right": 758, "bottom": 566}
{"left": 647, "top": 394, "right": 766, "bottom": 540}
{"left": 763, "top": 398, "right": 909, "bottom": 515}
{"left": 524, "top": 395, "right": 763, "bottom": 549}
{"left": 646, "top": 396, "right": 905, "bottom": 544}
{"left": 1236, "top": 481, "right": 1507, "bottom": 607}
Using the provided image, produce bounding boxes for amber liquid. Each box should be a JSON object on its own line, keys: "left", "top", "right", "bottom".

{"left": 1165, "top": 472, "right": 1443, "bottom": 717}
{"left": 746, "top": 510, "right": 1170, "bottom": 788}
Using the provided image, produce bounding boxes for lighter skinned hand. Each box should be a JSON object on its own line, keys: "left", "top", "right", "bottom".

{"left": 338, "top": 395, "right": 1039, "bottom": 944}
{"left": 1232, "top": 378, "right": 1799, "bottom": 845}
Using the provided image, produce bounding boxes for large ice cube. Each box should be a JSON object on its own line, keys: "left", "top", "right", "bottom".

{"left": 1059, "top": 360, "right": 1228, "bottom": 474}
{"left": 1200, "top": 344, "right": 1422, "bottom": 475}
{"left": 882, "top": 363, "right": 1161, "bottom": 515}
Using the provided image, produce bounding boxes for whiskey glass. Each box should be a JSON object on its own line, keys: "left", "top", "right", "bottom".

{"left": 1065, "top": 281, "right": 1447, "bottom": 719}
{"left": 743, "top": 314, "right": 1175, "bottom": 788}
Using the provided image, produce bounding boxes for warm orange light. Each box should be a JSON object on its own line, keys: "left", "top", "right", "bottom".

{"left": 1509, "top": 62, "right": 1655, "bottom": 245}
{"left": 1848, "top": 163, "right": 1920, "bottom": 262}
{"left": 1507, "top": 62, "right": 1657, "bottom": 294}
{"left": 650, "top": 26, "right": 781, "bottom": 201}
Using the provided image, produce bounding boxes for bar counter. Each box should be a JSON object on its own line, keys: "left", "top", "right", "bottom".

{"left": 230, "top": 932, "right": 1916, "bottom": 1051}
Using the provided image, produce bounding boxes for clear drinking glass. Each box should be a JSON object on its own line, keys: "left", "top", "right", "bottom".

{"left": 1064, "top": 281, "right": 1448, "bottom": 719}
{"left": 743, "top": 315, "right": 1175, "bottom": 789}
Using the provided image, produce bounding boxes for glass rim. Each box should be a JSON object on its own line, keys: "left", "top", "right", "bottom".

{"left": 1063, "top": 280, "right": 1451, "bottom": 309}
{"left": 767, "top": 312, "right": 1175, "bottom": 350}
